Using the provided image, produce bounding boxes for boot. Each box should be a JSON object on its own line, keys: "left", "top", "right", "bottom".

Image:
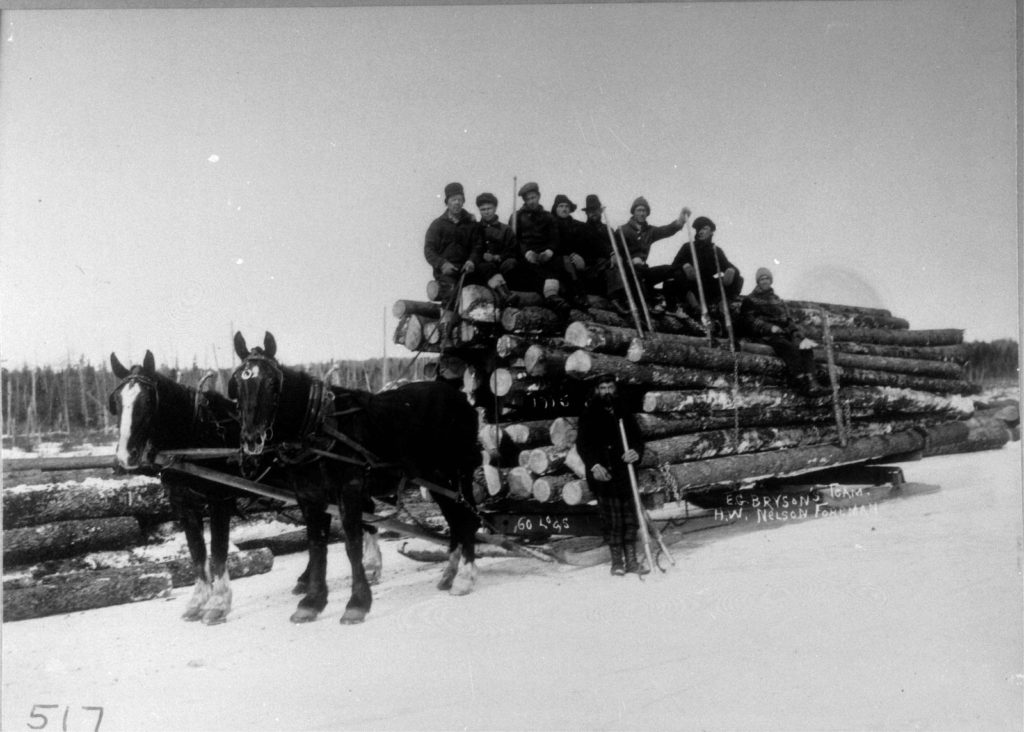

{"left": 494, "top": 283, "right": 519, "bottom": 309}
{"left": 623, "top": 542, "right": 649, "bottom": 575}
{"left": 609, "top": 544, "right": 626, "bottom": 576}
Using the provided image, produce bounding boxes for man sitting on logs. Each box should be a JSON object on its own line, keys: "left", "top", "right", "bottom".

{"left": 551, "top": 193, "right": 592, "bottom": 310}
{"left": 665, "top": 215, "right": 743, "bottom": 336}
{"left": 740, "top": 267, "right": 829, "bottom": 396}
{"left": 511, "top": 181, "right": 572, "bottom": 315}
{"left": 424, "top": 181, "right": 479, "bottom": 347}
{"left": 474, "top": 191, "right": 522, "bottom": 308}
{"left": 579, "top": 194, "right": 614, "bottom": 298}
{"left": 575, "top": 373, "right": 648, "bottom": 576}
{"left": 609, "top": 197, "right": 689, "bottom": 316}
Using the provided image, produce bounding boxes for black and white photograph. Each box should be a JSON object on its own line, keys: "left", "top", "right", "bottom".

{"left": 1, "top": 1, "right": 1020, "bottom": 730}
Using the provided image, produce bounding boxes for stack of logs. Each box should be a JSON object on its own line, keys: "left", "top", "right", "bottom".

{"left": 394, "top": 284, "right": 1016, "bottom": 508}
{"left": 1, "top": 464, "right": 290, "bottom": 622}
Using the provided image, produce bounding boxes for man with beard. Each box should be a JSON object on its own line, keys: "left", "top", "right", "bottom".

{"left": 474, "top": 191, "right": 522, "bottom": 308}
{"left": 610, "top": 197, "right": 690, "bottom": 315}
{"left": 667, "top": 215, "right": 743, "bottom": 336}
{"left": 740, "top": 267, "right": 828, "bottom": 396}
{"left": 510, "top": 181, "right": 571, "bottom": 314}
{"left": 575, "top": 373, "right": 648, "bottom": 576}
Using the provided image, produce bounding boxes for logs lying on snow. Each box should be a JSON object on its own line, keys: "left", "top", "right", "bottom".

{"left": 395, "top": 286, "right": 1002, "bottom": 512}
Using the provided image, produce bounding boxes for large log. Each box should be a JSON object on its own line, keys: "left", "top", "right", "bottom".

{"left": 639, "top": 418, "right": 934, "bottom": 467}
{"left": 500, "top": 306, "right": 564, "bottom": 335}
{"left": 2, "top": 454, "right": 116, "bottom": 473}
{"left": 531, "top": 474, "right": 576, "bottom": 503}
{"left": 626, "top": 334, "right": 967, "bottom": 382}
{"left": 921, "top": 416, "right": 1011, "bottom": 456}
{"left": 830, "top": 340, "right": 968, "bottom": 364}
{"left": 506, "top": 467, "right": 535, "bottom": 499}
{"left": 637, "top": 428, "right": 929, "bottom": 493}
{"left": 393, "top": 314, "right": 441, "bottom": 352}
{"left": 566, "top": 350, "right": 778, "bottom": 391}
{"left": 642, "top": 385, "right": 975, "bottom": 419}
{"left": 635, "top": 407, "right": 873, "bottom": 440}
{"left": 479, "top": 420, "right": 551, "bottom": 462}
{"left": 526, "top": 446, "right": 569, "bottom": 475}
{"left": 3, "top": 566, "right": 172, "bottom": 622}
{"left": 810, "top": 327, "right": 963, "bottom": 347}
{"left": 524, "top": 343, "right": 573, "bottom": 377}
{"left": 561, "top": 479, "right": 594, "bottom": 506}
{"left": 549, "top": 416, "right": 578, "bottom": 450}
{"left": 3, "top": 476, "right": 170, "bottom": 529}
{"left": 496, "top": 334, "right": 566, "bottom": 360}
{"left": 4, "top": 516, "right": 143, "bottom": 567}
{"left": 788, "top": 307, "right": 909, "bottom": 331}
{"left": 785, "top": 299, "right": 892, "bottom": 318}
{"left": 392, "top": 299, "right": 442, "bottom": 319}
{"left": 482, "top": 463, "right": 509, "bottom": 498}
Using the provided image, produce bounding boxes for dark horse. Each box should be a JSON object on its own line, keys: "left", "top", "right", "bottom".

{"left": 109, "top": 350, "right": 242, "bottom": 625}
{"left": 231, "top": 331, "right": 482, "bottom": 624}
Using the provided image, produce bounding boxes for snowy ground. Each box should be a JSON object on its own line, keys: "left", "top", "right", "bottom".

{"left": 3, "top": 445, "right": 1022, "bottom": 732}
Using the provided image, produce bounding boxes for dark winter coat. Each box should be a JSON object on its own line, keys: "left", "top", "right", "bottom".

{"left": 511, "top": 205, "right": 561, "bottom": 257}
{"left": 739, "top": 286, "right": 803, "bottom": 340}
{"left": 617, "top": 217, "right": 683, "bottom": 262}
{"left": 575, "top": 398, "right": 645, "bottom": 498}
{"left": 424, "top": 209, "right": 478, "bottom": 278}
{"left": 670, "top": 240, "right": 743, "bottom": 303}
{"left": 476, "top": 217, "right": 519, "bottom": 265}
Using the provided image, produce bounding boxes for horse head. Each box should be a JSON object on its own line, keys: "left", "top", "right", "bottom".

{"left": 109, "top": 350, "right": 159, "bottom": 470}
{"left": 231, "top": 331, "right": 284, "bottom": 456}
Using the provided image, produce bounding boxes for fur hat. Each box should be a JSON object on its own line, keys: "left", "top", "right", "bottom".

{"left": 475, "top": 192, "right": 498, "bottom": 207}
{"left": 551, "top": 194, "right": 577, "bottom": 213}
{"left": 582, "top": 194, "right": 603, "bottom": 213}
{"left": 755, "top": 267, "right": 773, "bottom": 283}
{"left": 691, "top": 215, "right": 716, "bottom": 232}
{"left": 444, "top": 182, "right": 465, "bottom": 202}
{"left": 630, "top": 196, "right": 650, "bottom": 214}
{"left": 518, "top": 181, "right": 540, "bottom": 198}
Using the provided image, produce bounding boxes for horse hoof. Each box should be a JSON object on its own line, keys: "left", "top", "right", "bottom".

{"left": 450, "top": 565, "right": 478, "bottom": 596}
{"left": 201, "top": 610, "right": 228, "bottom": 626}
{"left": 290, "top": 607, "right": 320, "bottom": 624}
{"left": 340, "top": 608, "right": 367, "bottom": 625}
{"left": 181, "top": 609, "right": 203, "bottom": 622}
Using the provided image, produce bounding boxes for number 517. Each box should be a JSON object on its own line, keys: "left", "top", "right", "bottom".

{"left": 27, "top": 704, "right": 104, "bottom": 731}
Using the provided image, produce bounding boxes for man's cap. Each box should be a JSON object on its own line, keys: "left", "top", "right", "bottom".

{"left": 444, "top": 182, "right": 465, "bottom": 202}
{"left": 551, "top": 194, "right": 577, "bottom": 213}
{"left": 582, "top": 194, "right": 603, "bottom": 213}
{"left": 518, "top": 181, "right": 540, "bottom": 198}
{"left": 755, "top": 267, "right": 773, "bottom": 283}
{"left": 476, "top": 192, "right": 498, "bottom": 207}
{"left": 692, "top": 215, "right": 716, "bottom": 232}
{"left": 630, "top": 196, "right": 651, "bottom": 214}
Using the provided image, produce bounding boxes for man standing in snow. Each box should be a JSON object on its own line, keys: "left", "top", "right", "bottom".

{"left": 739, "top": 267, "right": 828, "bottom": 396}
{"left": 575, "top": 373, "right": 648, "bottom": 576}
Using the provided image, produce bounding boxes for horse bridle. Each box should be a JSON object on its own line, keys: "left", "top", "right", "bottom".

{"left": 109, "top": 372, "right": 160, "bottom": 416}
{"left": 234, "top": 351, "right": 286, "bottom": 453}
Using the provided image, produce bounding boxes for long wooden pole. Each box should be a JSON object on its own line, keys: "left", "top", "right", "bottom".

{"left": 619, "top": 419, "right": 654, "bottom": 576}
{"left": 604, "top": 215, "right": 645, "bottom": 337}
{"left": 618, "top": 229, "right": 654, "bottom": 332}
{"left": 688, "top": 225, "right": 714, "bottom": 343}
{"left": 819, "top": 306, "right": 849, "bottom": 446}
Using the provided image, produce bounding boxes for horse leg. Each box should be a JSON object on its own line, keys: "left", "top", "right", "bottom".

{"left": 448, "top": 470, "right": 482, "bottom": 597}
{"left": 293, "top": 509, "right": 328, "bottom": 596}
{"left": 339, "top": 487, "right": 372, "bottom": 624}
{"left": 178, "top": 500, "right": 211, "bottom": 622}
{"left": 430, "top": 492, "right": 466, "bottom": 592}
{"left": 362, "top": 529, "right": 382, "bottom": 586}
{"left": 291, "top": 506, "right": 331, "bottom": 624}
{"left": 201, "top": 498, "right": 234, "bottom": 625}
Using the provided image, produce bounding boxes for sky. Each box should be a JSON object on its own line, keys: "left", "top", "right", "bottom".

{"left": 0, "top": 0, "right": 1018, "bottom": 370}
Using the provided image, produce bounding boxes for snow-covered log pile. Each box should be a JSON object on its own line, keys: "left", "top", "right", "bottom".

{"left": 394, "top": 285, "right": 1017, "bottom": 508}
{"left": 1, "top": 472, "right": 285, "bottom": 621}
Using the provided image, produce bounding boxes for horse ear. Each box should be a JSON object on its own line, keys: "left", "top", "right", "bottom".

{"left": 234, "top": 331, "right": 249, "bottom": 361}
{"left": 263, "top": 332, "right": 277, "bottom": 360}
{"left": 110, "top": 352, "right": 129, "bottom": 379}
{"left": 142, "top": 350, "right": 156, "bottom": 375}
